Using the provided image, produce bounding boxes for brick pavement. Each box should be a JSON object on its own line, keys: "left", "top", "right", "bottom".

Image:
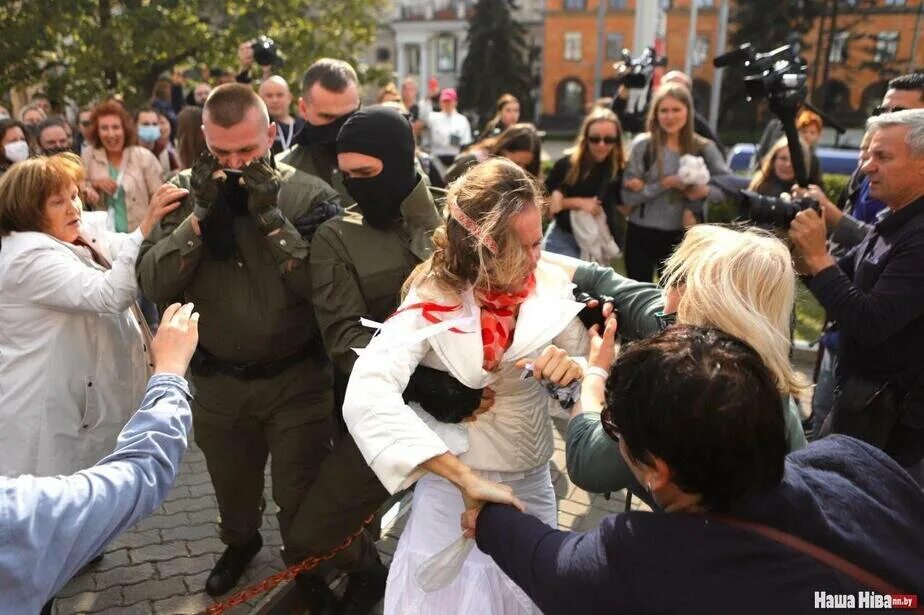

{"left": 51, "top": 413, "right": 652, "bottom": 614}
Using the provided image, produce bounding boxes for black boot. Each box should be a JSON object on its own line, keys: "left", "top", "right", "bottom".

{"left": 339, "top": 559, "right": 387, "bottom": 615}
{"left": 205, "top": 533, "right": 263, "bottom": 596}
{"left": 295, "top": 573, "right": 340, "bottom": 615}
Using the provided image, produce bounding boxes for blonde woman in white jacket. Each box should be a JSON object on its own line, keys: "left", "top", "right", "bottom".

{"left": 0, "top": 153, "right": 185, "bottom": 478}
{"left": 343, "top": 158, "right": 588, "bottom": 614}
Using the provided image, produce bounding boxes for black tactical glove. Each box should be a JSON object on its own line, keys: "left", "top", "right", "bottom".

{"left": 292, "top": 199, "right": 343, "bottom": 241}
{"left": 189, "top": 151, "right": 221, "bottom": 221}
{"left": 574, "top": 291, "right": 617, "bottom": 331}
{"left": 403, "top": 365, "right": 482, "bottom": 423}
{"left": 241, "top": 156, "right": 285, "bottom": 234}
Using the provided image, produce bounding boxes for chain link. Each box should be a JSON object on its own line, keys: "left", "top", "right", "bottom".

{"left": 198, "top": 514, "right": 375, "bottom": 615}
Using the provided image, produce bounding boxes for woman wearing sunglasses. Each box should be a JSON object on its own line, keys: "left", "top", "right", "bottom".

{"left": 542, "top": 224, "right": 808, "bottom": 503}
{"left": 621, "top": 84, "right": 731, "bottom": 282}
{"left": 542, "top": 107, "right": 626, "bottom": 258}
{"left": 465, "top": 325, "right": 924, "bottom": 614}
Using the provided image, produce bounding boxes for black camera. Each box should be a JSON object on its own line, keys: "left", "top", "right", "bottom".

{"left": 252, "top": 36, "right": 280, "bottom": 67}
{"left": 617, "top": 47, "right": 668, "bottom": 89}
{"left": 740, "top": 190, "right": 819, "bottom": 229}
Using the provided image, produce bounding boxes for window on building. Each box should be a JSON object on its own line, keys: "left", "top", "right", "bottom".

{"left": 695, "top": 0, "right": 714, "bottom": 7}
{"left": 406, "top": 44, "right": 420, "bottom": 75}
{"left": 556, "top": 78, "right": 586, "bottom": 116}
{"left": 564, "top": 32, "right": 582, "bottom": 62}
{"left": 376, "top": 47, "right": 391, "bottom": 63}
{"left": 564, "top": 0, "right": 586, "bottom": 10}
{"left": 436, "top": 35, "right": 456, "bottom": 72}
{"left": 606, "top": 33, "right": 624, "bottom": 61}
{"left": 829, "top": 31, "right": 849, "bottom": 64}
{"left": 609, "top": 0, "right": 627, "bottom": 9}
{"left": 874, "top": 31, "right": 899, "bottom": 64}
{"left": 692, "top": 35, "right": 710, "bottom": 68}
{"left": 883, "top": 0, "right": 906, "bottom": 6}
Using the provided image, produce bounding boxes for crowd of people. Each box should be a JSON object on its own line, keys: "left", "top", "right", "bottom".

{"left": 0, "top": 46, "right": 922, "bottom": 615}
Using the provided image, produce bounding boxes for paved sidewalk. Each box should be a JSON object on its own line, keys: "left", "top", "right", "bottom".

{"left": 51, "top": 412, "right": 651, "bottom": 614}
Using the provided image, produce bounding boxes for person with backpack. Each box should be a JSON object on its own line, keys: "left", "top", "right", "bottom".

{"left": 621, "top": 84, "right": 730, "bottom": 282}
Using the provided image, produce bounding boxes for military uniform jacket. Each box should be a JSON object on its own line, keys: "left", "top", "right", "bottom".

{"left": 310, "top": 177, "right": 442, "bottom": 375}
{"left": 279, "top": 143, "right": 352, "bottom": 207}
{"left": 137, "top": 161, "right": 340, "bottom": 366}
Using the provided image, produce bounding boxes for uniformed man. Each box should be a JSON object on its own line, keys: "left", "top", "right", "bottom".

{"left": 280, "top": 58, "right": 360, "bottom": 205}
{"left": 283, "top": 106, "right": 444, "bottom": 612}
{"left": 135, "top": 84, "right": 356, "bottom": 599}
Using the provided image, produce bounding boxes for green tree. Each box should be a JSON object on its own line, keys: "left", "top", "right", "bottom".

{"left": 0, "top": 0, "right": 383, "bottom": 107}
{"left": 458, "top": 0, "right": 532, "bottom": 129}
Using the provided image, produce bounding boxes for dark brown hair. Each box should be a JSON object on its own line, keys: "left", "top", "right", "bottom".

{"left": 88, "top": 101, "right": 138, "bottom": 149}
{"left": 300, "top": 58, "right": 358, "bottom": 96}
{"left": 176, "top": 106, "right": 207, "bottom": 170}
{"left": 202, "top": 83, "right": 269, "bottom": 128}
{"left": 480, "top": 123, "right": 542, "bottom": 177}
{"left": 0, "top": 153, "right": 84, "bottom": 235}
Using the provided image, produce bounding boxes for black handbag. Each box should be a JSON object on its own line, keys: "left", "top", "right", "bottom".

{"left": 827, "top": 375, "right": 902, "bottom": 449}
{"left": 404, "top": 365, "right": 482, "bottom": 424}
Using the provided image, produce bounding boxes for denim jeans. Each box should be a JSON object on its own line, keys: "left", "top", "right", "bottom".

{"left": 542, "top": 220, "right": 580, "bottom": 258}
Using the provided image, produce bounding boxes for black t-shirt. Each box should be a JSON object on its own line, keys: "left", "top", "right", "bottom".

{"left": 545, "top": 155, "right": 623, "bottom": 234}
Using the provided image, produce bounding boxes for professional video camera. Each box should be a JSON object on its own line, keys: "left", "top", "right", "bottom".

{"left": 252, "top": 36, "right": 281, "bottom": 67}
{"left": 714, "top": 42, "right": 846, "bottom": 228}
{"left": 617, "top": 46, "right": 668, "bottom": 89}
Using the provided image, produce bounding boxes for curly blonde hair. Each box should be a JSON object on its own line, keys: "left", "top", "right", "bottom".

{"left": 405, "top": 157, "right": 544, "bottom": 297}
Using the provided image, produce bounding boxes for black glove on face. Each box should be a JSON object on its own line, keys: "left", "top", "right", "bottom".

{"left": 241, "top": 156, "right": 285, "bottom": 234}
{"left": 403, "top": 365, "right": 483, "bottom": 423}
{"left": 189, "top": 151, "right": 221, "bottom": 221}
{"left": 574, "top": 291, "right": 617, "bottom": 331}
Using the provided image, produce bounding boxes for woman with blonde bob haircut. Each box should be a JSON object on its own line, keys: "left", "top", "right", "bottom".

{"left": 542, "top": 224, "right": 808, "bottom": 501}
{"left": 0, "top": 153, "right": 186, "bottom": 478}
{"left": 344, "top": 157, "right": 591, "bottom": 614}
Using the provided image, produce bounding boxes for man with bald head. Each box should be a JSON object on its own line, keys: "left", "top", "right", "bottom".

{"left": 136, "top": 83, "right": 345, "bottom": 597}
{"left": 259, "top": 75, "right": 304, "bottom": 155}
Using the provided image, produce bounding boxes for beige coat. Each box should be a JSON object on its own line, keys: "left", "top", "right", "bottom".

{"left": 82, "top": 145, "right": 163, "bottom": 232}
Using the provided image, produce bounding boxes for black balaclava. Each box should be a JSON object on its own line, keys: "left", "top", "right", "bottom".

{"left": 336, "top": 106, "right": 417, "bottom": 230}
{"left": 296, "top": 109, "right": 357, "bottom": 157}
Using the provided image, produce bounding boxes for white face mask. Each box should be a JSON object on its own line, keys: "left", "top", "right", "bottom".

{"left": 4, "top": 140, "right": 29, "bottom": 163}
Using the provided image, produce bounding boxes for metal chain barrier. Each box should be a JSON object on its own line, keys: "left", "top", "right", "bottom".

{"left": 198, "top": 514, "right": 375, "bottom": 615}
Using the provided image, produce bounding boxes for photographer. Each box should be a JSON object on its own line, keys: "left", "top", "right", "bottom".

{"left": 790, "top": 109, "right": 924, "bottom": 472}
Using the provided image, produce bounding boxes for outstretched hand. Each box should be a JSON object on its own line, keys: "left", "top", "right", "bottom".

{"left": 587, "top": 316, "right": 618, "bottom": 372}
{"left": 151, "top": 303, "right": 199, "bottom": 377}
{"left": 459, "top": 473, "right": 525, "bottom": 539}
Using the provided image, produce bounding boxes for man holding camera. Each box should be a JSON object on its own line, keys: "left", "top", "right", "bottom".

{"left": 789, "top": 109, "right": 924, "bottom": 472}
{"left": 136, "top": 84, "right": 351, "bottom": 597}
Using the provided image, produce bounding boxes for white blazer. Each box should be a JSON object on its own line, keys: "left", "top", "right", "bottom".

{"left": 0, "top": 222, "right": 151, "bottom": 477}
{"left": 343, "top": 259, "right": 587, "bottom": 494}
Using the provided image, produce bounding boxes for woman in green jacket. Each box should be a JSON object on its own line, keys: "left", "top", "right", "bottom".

{"left": 546, "top": 224, "right": 808, "bottom": 501}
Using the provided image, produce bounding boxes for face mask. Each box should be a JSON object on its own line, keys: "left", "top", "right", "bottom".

{"left": 0, "top": 112, "right": 9, "bottom": 121}
{"left": 4, "top": 140, "right": 29, "bottom": 163}
{"left": 138, "top": 125, "right": 161, "bottom": 143}
{"left": 43, "top": 146, "right": 71, "bottom": 156}
{"left": 297, "top": 110, "right": 356, "bottom": 151}
{"left": 344, "top": 175, "right": 407, "bottom": 230}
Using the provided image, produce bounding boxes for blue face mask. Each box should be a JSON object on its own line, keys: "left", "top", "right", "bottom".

{"left": 138, "top": 125, "right": 161, "bottom": 143}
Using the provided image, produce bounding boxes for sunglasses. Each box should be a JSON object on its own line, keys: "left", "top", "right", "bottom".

{"left": 654, "top": 311, "right": 677, "bottom": 331}
{"left": 601, "top": 410, "right": 621, "bottom": 443}
{"left": 588, "top": 135, "right": 618, "bottom": 145}
{"left": 872, "top": 105, "right": 908, "bottom": 116}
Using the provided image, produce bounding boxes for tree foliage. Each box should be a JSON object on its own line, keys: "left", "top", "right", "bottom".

{"left": 458, "top": 0, "right": 533, "bottom": 127}
{"left": 0, "top": 0, "right": 383, "bottom": 107}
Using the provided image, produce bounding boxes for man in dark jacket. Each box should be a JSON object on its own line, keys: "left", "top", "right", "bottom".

{"left": 791, "top": 108, "right": 924, "bottom": 470}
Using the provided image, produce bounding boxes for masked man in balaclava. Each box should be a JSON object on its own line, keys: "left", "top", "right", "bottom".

{"left": 282, "top": 106, "right": 444, "bottom": 613}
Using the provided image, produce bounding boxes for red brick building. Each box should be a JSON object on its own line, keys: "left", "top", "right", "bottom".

{"left": 542, "top": 0, "right": 924, "bottom": 126}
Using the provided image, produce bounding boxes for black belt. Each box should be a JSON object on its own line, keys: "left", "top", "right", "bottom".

{"left": 191, "top": 344, "right": 316, "bottom": 381}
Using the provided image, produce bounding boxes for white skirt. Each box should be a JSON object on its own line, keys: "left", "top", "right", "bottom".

{"left": 384, "top": 463, "right": 557, "bottom": 615}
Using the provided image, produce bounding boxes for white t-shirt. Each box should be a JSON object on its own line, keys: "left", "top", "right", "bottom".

{"left": 426, "top": 111, "right": 472, "bottom": 158}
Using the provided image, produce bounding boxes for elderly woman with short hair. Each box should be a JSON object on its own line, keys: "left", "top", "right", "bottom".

{"left": 0, "top": 153, "right": 185, "bottom": 477}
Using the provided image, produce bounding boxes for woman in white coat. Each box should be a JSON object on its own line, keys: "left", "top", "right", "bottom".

{"left": 343, "top": 158, "right": 588, "bottom": 614}
{"left": 0, "top": 153, "right": 186, "bottom": 477}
